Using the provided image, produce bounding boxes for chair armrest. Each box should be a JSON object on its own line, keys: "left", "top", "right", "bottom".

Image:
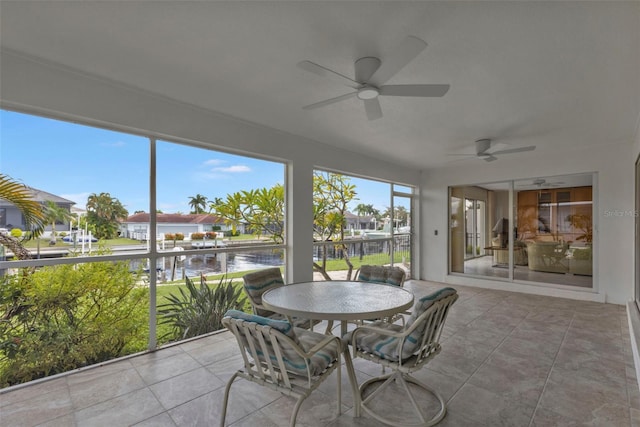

{"left": 304, "top": 334, "right": 343, "bottom": 356}
{"left": 350, "top": 323, "right": 407, "bottom": 349}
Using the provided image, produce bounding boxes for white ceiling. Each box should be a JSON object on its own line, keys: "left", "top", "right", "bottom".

{"left": 1, "top": 1, "right": 639, "bottom": 169}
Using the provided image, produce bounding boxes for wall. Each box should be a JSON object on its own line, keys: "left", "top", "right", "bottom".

{"left": 0, "top": 50, "right": 421, "bottom": 283}
{"left": 421, "top": 142, "right": 635, "bottom": 305}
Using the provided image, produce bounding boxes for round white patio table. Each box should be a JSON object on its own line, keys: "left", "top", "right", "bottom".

{"left": 261, "top": 280, "right": 414, "bottom": 336}
{"left": 262, "top": 280, "right": 413, "bottom": 418}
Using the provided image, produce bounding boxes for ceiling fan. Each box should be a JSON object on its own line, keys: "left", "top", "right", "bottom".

{"left": 448, "top": 138, "right": 536, "bottom": 162}
{"left": 297, "top": 36, "right": 450, "bottom": 120}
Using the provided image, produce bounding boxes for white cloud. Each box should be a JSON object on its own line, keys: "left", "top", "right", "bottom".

{"left": 212, "top": 165, "right": 251, "bottom": 173}
{"left": 203, "top": 159, "right": 225, "bottom": 166}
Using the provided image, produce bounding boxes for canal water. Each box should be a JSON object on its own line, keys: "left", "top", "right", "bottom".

{"left": 135, "top": 250, "right": 285, "bottom": 281}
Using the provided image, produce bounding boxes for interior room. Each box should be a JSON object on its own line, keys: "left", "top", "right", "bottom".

{"left": 0, "top": 1, "right": 639, "bottom": 426}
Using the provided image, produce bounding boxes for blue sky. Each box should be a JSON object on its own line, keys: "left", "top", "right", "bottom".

{"left": 0, "top": 110, "right": 401, "bottom": 215}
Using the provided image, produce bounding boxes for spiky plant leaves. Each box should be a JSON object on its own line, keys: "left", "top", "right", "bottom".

{"left": 157, "top": 275, "right": 246, "bottom": 341}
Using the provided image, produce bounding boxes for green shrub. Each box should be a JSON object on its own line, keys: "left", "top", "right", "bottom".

{"left": 165, "top": 233, "right": 175, "bottom": 240}
{"left": 0, "top": 262, "right": 148, "bottom": 387}
{"left": 205, "top": 231, "right": 217, "bottom": 239}
{"left": 10, "top": 228, "right": 22, "bottom": 238}
{"left": 191, "top": 232, "right": 204, "bottom": 240}
{"left": 157, "top": 275, "right": 246, "bottom": 341}
{"left": 59, "top": 232, "right": 67, "bottom": 238}
{"left": 175, "top": 233, "right": 184, "bottom": 240}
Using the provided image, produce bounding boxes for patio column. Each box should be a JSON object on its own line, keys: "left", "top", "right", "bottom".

{"left": 286, "top": 159, "right": 314, "bottom": 283}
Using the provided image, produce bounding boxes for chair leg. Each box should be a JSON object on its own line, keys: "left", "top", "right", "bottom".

{"left": 342, "top": 348, "right": 361, "bottom": 417}
{"left": 290, "top": 396, "right": 307, "bottom": 427}
{"left": 220, "top": 372, "right": 239, "bottom": 427}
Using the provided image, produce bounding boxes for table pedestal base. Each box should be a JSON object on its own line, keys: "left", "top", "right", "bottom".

{"left": 359, "top": 372, "right": 446, "bottom": 427}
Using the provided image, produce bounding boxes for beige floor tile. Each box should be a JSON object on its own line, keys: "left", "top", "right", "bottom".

{"left": 134, "top": 351, "right": 201, "bottom": 385}
{"left": 539, "top": 370, "right": 629, "bottom": 423}
{"left": 0, "top": 377, "right": 68, "bottom": 409}
{"left": 1, "top": 386, "right": 73, "bottom": 427}
{"left": 0, "top": 283, "right": 635, "bottom": 427}
{"left": 68, "top": 366, "right": 147, "bottom": 410}
{"left": 73, "top": 388, "right": 164, "bottom": 426}
{"left": 150, "top": 366, "right": 225, "bottom": 410}
{"left": 447, "top": 382, "right": 536, "bottom": 426}
{"left": 131, "top": 412, "right": 177, "bottom": 426}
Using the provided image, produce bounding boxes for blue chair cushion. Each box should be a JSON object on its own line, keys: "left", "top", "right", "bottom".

{"left": 358, "top": 265, "right": 406, "bottom": 287}
{"left": 224, "top": 309, "right": 297, "bottom": 341}
{"left": 225, "top": 311, "right": 338, "bottom": 376}
{"left": 344, "top": 287, "right": 457, "bottom": 362}
{"left": 242, "top": 268, "right": 285, "bottom": 317}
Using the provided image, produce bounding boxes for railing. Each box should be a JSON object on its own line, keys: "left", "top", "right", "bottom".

{"left": 312, "top": 233, "right": 411, "bottom": 280}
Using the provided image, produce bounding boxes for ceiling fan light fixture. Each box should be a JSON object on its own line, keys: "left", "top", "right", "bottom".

{"left": 357, "top": 87, "right": 379, "bottom": 100}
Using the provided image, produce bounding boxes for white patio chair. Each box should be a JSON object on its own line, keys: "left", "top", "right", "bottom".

{"left": 344, "top": 287, "right": 458, "bottom": 427}
{"left": 242, "top": 267, "right": 320, "bottom": 329}
{"left": 355, "top": 265, "right": 408, "bottom": 324}
{"left": 354, "top": 264, "right": 407, "bottom": 288}
{"left": 221, "top": 310, "right": 348, "bottom": 427}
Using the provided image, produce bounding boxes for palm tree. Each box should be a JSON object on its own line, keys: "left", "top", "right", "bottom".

{"left": 43, "top": 201, "right": 73, "bottom": 244}
{"left": 0, "top": 174, "right": 45, "bottom": 260}
{"left": 86, "top": 192, "right": 128, "bottom": 239}
{"left": 188, "top": 194, "right": 208, "bottom": 214}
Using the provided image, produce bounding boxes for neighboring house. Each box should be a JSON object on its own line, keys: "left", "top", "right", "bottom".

{"left": 344, "top": 212, "right": 376, "bottom": 231}
{"left": 0, "top": 186, "right": 75, "bottom": 233}
{"left": 120, "top": 213, "right": 230, "bottom": 240}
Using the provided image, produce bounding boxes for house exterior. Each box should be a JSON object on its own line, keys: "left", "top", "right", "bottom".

{"left": 120, "top": 212, "right": 229, "bottom": 240}
{"left": 344, "top": 212, "right": 376, "bottom": 231}
{"left": 0, "top": 186, "right": 75, "bottom": 233}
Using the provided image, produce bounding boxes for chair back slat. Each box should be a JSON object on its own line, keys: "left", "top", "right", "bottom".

{"left": 356, "top": 265, "right": 406, "bottom": 287}
{"left": 413, "top": 294, "right": 457, "bottom": 365}
{"left": 267, "top": 331, "right": 293, "bottom": 389}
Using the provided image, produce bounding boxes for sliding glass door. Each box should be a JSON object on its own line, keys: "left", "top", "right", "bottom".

{"left": 449, "top": 174, "right": 593, "bottom": 289}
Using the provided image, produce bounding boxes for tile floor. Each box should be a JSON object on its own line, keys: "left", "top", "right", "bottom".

{"left": 1, "top": 281, "right": 638, "bottom": 426}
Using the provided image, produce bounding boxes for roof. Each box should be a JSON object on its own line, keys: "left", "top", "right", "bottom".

{"left": 345, "top": 212, "right": 374, "bottom": 221}
{"left": 0, "top": 186, "right": 75, "bottom": 206}
{"left": 124, "top": 213, "right": 224, "bottom": 224}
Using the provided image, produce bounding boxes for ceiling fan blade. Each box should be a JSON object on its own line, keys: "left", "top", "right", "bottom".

{"left": 489, "top": 146, "right": 536, "bottom": 156}
{"left": 364, "top": 98, "right": 383, "bottom": 120}
{"left": 297, "top": 60, "right": 360, "bottom": 89}
{"left": 302, "top": 92, "right": 358, "bottom": 110}
{"left": 379, "top": 84, "right": 450, "bottom": 97}
{"left": 368, "top": 36, "right": 428, "bottom": 87}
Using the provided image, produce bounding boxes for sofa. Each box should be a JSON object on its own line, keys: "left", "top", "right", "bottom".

{"left": 568, "top": 246, "right": 592, "bottom": 276}
{"left": 526, "top": 241, "right": 569, "bottom": 274}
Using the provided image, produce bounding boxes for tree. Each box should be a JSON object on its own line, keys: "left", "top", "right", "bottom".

{"left": 211, "top": 185, "right": 285, "bottom": 243}
{"left": 313, "top": 172, "right": 357, "bottom": 280}
{"left": 86, "top": 193, "right": 128, "bottom": 239}
{"left": 188, "top": 194, "right": 208, "bottom": 214}
{"left": 382, "top": 206, "right": 408, "bottom": 229}
{"left": 43, "top": 201, "right": 73, "bottom": 244}
{"left": 210, "top": 174, "right": 357, "bottom": 279}
{"left": 354, "top": 203, "right": 379, "bottom": 229}
{"left": 0, "top": 174, "right": 45, "bottom": 260}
